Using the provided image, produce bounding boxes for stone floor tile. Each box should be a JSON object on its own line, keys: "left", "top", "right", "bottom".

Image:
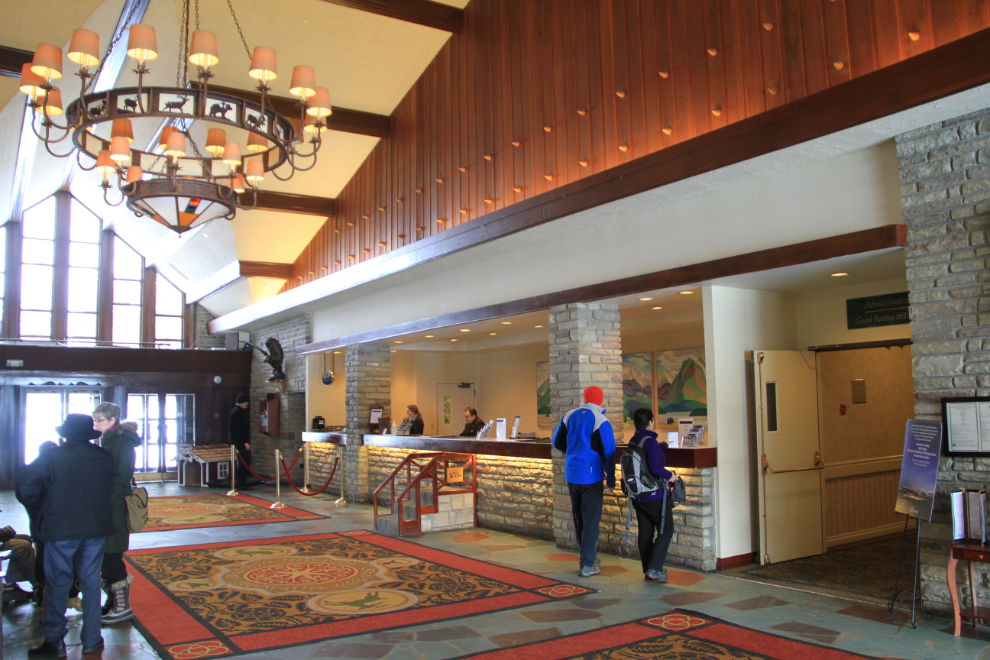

{"left": 839, "top": 603, "right": 914, "bottom": 627}
{"left": 660, "top": 591, "right": 724, "bottom": 606}
{"left": 414, "top": 625, "right": 482, "bottom": 641}
{"left": 521, "top": 608, "right": 602, "bottom": 622}
{"left": 542, "top": 552, "right": 580, "bottom": 562}
{"left": 451, "top": 532, "right": 491, "bottom": 543}
{"left": 724, "top": 595, "right": 791, "bottom": 610}
{"left": 573, "top": 598, "right": 624, "bottom": 610}
{"left": 770, "top": 620, "right": 841, "bottom": 637}
{"left": 487, "top": 627, "right": 560, "bottom": 647}
{"left": 314, "top": 641, "right": 394, "bottom": 658}
{"left": 663, "top": 570, "right": 707, "bottom": 587}
{"left": 480, "top": 544, "right": 526, "bottom": 552}
{"left": 368, "top": 632, "right": 416, "bottom": 643}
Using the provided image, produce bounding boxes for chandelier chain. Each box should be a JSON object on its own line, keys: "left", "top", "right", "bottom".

{"left": 91, "top": 0, "right": 142, "bottom": 86}
{"left": 195, "top": 0, "right": 200, "bottom": 31}
{"left": 226, "top": 0, "right": 253, "bottom": 60}
{"left": 177, "top": 0, "right": 190, "bottom": 85}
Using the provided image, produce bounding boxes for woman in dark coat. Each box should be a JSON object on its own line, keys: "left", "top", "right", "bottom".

{"left": 92, "top": 403, "right": 141, "bottom": 624}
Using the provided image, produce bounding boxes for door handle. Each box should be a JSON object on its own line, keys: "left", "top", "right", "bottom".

{"left": 762, "top": 451, "right": 826, "bottom": 475}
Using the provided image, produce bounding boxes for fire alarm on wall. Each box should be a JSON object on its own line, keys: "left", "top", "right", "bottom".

{"left": 840, "top": 404, "right": 847, "bottom": 415}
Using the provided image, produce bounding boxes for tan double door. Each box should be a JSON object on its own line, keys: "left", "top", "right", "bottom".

{"left": 754, "top": 350, "right": 825, "bottom": 565}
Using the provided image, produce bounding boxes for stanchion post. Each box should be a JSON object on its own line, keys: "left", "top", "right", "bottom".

{"left": 226, "top": 444, "right": 239, "bottom": 496}
{"left": 302, "top": 443, "right": 313, "bottom": 494}
{"left": 335, "top": 446, "right": 349, "bottom": 505}
{"left": 270, "top": 449, "right": 287, "bottom": 509}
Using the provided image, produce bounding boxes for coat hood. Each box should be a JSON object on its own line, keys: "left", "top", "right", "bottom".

{"left": 105, "top": 426, "right": 142, "bottom": 447}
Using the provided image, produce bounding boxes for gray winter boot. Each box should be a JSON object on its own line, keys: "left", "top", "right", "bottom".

{"left": 101, "top": 577, "right": 133, "bottom": 624}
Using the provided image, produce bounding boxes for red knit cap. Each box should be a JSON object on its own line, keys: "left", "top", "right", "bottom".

{"left": 583, "top": 386, "right": 604, "bottom": 406}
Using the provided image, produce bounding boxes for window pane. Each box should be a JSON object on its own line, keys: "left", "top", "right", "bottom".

{"left": 67, "top": 392, "right": 100, "bottom": 416}
{"left": 22, "top": 239, "right": 53, "bottom": 265}
{"left": 127, "top": 394, "right": 144, "bottom": 422}
{"left": 113, "top": 280, "right": 141, "bottom": 304}
{"left": 69, "top": 242, "right": 99, "bottom": 268}
{"left": 20, "top": 311, "right": 51, "bottom": 338}
{"left": 165, "top": 394, "right": 178, "bottom": 418}
{"left": 112, "top": 304, "right": 140, "bottom": 345}
{"left": 156, "top": 315, "right": 182, "bottom": 341}
{"left": 67, "top": 312, "right": 96, "bottom": 338}
{"left": 68, "top": 267, "right": 98, "bottom": 312}
{"left": 21, "top": 265, "right": 53, "bottom": 310}
{"left": 22, "top": 198, "right": 55, "bottom": 239}
{"left": 25, "top": 392, "right": 63, "bottom": 463}
{"left": 70, "top": 200, "right": 101, "bottom": 243}
{"left": 113, "top": 237, "right": 142, "bottom": 280}
{"left": 148, "top": 395, "right": 159, "bottom": 419}
{"left": 156, "top": 275, "right": 182, "bottom": 315}
{"left": 0, "top": 224, "right": 6, "bottom": 271}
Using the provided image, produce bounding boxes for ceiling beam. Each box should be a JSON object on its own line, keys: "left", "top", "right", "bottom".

{"left": 245, "top": 190, "right": 336, "bottom": 217}
{"left": 206, "top": 27, "right": 990, "bottom": 335}
{"left": 239, "top": 262, "right": 294, "bottom": 279}
{"left": 319, "top": 0, "right": 463, "bottom": 33}
{"left": 202, "top": 84, "right": 390, "bottom": 138}
{"left": 186, "top": 261, "right": 294, "bottom": 304}
{"left": 0, "top": 45, "right": 32, "bottom": 78}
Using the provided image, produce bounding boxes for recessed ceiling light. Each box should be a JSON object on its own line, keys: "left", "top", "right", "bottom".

{"left": 535, "top": 325, "right": 543, "bottom": 328}
{"left": 652, "top": 306, "right": 662, "bottom": 310}
{"left": 831, "top": 272, "right": 849, "bottom": 277}
{"left": 450, "top": 338, "right": 458, "bottom": 342}
{"left": 489, "top": 332, "right": 497, "bottom": 336}
{"left": 460, "top": 328, "right": 471, "bottom": 332}
{"left": 679, "top": 291, "right": 694, "bottom": 295}
{"left": 425, "top": 335, "right": 434, "bottom": 338}
{"left": 394, "top": 341, "right": 403, "bottom": 344}
{"left": 639, "top": 297, "right": 653, "bottom": 301}
{"left": 332, "top": 351, "right": 341, "bottom": 354}
{"left": 501, "top": 321, "right": 512, "bottom": 325}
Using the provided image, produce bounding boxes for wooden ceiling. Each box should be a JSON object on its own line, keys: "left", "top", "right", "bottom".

{"left": 277, "top": 0, "right": 990, "bottom": 294}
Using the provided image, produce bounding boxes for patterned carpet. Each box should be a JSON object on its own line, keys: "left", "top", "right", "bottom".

{"left": 458, "top": 610, "right": 879, "bottom": 659}
{"left": 126, "top": 530, "right": 592, "bottom": 659}
{"left": 143, "top": 494, "right": 324, "bottom": 532}
{"left": 721, "top": 536, "right": 914, "bottom": 606}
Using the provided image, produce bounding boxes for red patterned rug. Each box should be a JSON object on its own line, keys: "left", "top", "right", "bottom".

{"left": 126, "top": 530, "right": 592, "bottom": 659}
{"left": 142, "top": 494, "right": 324, "bottom": 532}
{"left": 458, "top": 610, "right": 878, "bottom": 659}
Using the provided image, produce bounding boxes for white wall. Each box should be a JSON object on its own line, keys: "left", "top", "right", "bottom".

{"left": 306, "top": 353, "right": 345, "bottom": 427}
{"left": 704, "top": 285, "right": 798, "bottom": 560}
{"left": 796, "top": 277, "right": 910, "bottom": 348}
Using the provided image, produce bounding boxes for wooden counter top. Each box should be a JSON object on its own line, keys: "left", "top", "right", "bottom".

{"left": 301, "top": 431, "right": 347, "bottom": 445}
{"left": 362, "top": 435, "right": 717, "bottom": 468}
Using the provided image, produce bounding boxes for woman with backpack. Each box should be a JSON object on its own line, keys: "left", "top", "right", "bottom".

{"left": 628, "top": 408, "right": 679, "bottom": 583}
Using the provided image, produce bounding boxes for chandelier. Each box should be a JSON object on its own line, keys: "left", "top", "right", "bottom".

{"left": 19, "top": 0, "right": 331, "bottom": 233}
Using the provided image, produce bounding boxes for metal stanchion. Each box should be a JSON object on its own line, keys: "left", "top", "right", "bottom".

{"left": 335, "top": 446, "right": 349, "bottom": 505}
{"left": 270, "top": 449, "right": 287, "bottom": 509}
{"left": 226, "top": 444, "right": 239, "bottom": 496}
{"left": 302, "top": 442, "right": 313, "bottom": 494}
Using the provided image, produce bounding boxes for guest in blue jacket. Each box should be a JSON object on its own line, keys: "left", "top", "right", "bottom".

{"left": 629, "top": 408, "right": 679, "bottom": 583}
{"left": 553, "top": 386, "right": 616, "bottom": 577}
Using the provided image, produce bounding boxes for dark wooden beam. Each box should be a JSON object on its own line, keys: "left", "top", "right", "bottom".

{"left": 207, "top": 27, "right": 990, "bottom": 335}
{"left": 244, "top": 191, "right": 336, "bottom": 217}
{"left": 320, "top": 0, "right": 463, "bottom": 32}
{"left": 0, "top": 344, "right": 252, "bottom": 375}
{"left": 203, "top": 84, "right": 390, "bottom": 138}
{"left": 141, "top": 265, "right": 156, "bottom": 345}
{"left": 239, "top": 262, "right": 294, "bottom": 279}
{"left": 96, "top": 229, "right": 114, "bottom": 344}
{"left": 1, "top": 222, "right": 22, "bottom": 339}
{"left": 808, "top": 338, "right": 913, "bottom": 353}
{"left": 0, "top": 45, "right": 32, "bottom": 78}
{"left": 51, "top": 192, "right": 71, "bottom": 341}
{"left": 294, "top": 225, "right": 907, "bottom": 353}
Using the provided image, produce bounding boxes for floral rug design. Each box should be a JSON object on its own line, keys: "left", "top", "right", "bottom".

{"left": 142, "top": 494, "right": 323, "bottom": 532}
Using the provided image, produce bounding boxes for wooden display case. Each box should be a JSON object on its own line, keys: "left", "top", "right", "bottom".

{"left": 259, "top": 393, "right": 280, "bottom": 436}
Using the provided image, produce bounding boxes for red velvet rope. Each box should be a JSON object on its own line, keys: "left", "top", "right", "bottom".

{"left": 233, "top": 446, "right": 305, "bottom": 483}
{"left": 280, "top": 455, "right": 339, "bottom": 496}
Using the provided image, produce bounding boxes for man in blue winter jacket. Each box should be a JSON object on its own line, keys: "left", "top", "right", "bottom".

{"left": 552, "top": 385, "right": 616, "bottom": 577}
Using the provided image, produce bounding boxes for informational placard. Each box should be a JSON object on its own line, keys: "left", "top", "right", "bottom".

{"left": 846, "top": 292, "right": 910, "bottom": 329}
{"left": 895, "top": 419, "right": 943, "bottom": 522}
{"left": 496, "top": 418, "right": 507, "bottom": 440}
{"left": 510, "top": 416, "right": 521, "bottom": 439}
{"left": 369, "top": 408, "right": 383, "bottom": 424}
{"left": 942, "top": 397, "right": 990, "bottom": 456}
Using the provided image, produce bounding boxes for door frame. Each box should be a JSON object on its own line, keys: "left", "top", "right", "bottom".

{"left": 435, "top": 382, "right": 477, "bottom": 437}
{"left": 125, "top": 389, "right": 196, "bottom": 478}
{"left": 19, "top": 386, "right": 105, "bottom": 466}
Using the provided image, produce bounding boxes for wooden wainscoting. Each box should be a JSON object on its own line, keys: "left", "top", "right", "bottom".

{"left": 824, "top": 456, "right": 911, "bottom": 548}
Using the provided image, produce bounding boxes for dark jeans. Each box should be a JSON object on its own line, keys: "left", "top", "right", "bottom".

{"left": 44, "top": 537, "right": 104, "bottom": 647}
{"left": 568, "top": 482, "right": 603, "bottom": 568}
{"left": 101, "top": 552, "right": 127, "bottom": 584}
{"left": 236, "top": 446, "right": 251, "bottom": 486}
{"left": 631, "top": 495, "right": 674, "bottom": 573}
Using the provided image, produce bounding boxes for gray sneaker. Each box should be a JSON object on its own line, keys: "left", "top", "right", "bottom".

{"left": 645, "top": 568, "right": 668, "bottom": 582}
{"left": 578, "top": 564, "right": 601, "bottom": 577}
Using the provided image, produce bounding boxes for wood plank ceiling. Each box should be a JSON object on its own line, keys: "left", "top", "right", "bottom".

{"left": 279, "top": 0, "right": 990, "bottom": 292}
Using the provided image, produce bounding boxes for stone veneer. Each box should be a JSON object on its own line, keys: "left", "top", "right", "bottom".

{"left": 896, "top": 109, "right": 990, "bottom": 614}
{"left": 192, "top": 304, "right": 225, "bottom": 349}
{"left": 341, "top": 343, "right": 392, "bottom": 502}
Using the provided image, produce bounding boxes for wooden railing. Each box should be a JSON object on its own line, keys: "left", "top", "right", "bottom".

{"left": 373, "top": 452, "right": 477, "bottom": 536}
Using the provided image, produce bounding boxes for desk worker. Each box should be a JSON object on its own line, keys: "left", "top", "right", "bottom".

{"left": 460, "top": 407, "right": 485, "bottom": 437}
{"left": 398, "top": 405, "right": 425, "bottom": 435}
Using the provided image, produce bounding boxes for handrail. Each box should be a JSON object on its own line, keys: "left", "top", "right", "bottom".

{"left": 372, "top": 452, "right": 444, "bottom": 498}
{"left": 762, "top": 451, "right": 826, "bottom": 475}
{"left": 373, "top": 452, "right": 477, "bottom": 536}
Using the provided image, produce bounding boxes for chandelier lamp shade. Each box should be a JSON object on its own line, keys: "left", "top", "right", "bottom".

{"left": 23, "top": 0, "right": 328, "bottom": 233}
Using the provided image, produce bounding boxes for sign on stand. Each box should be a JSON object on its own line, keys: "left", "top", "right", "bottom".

{"left": 894, "top": 420, "right": 943, "bottom": 522}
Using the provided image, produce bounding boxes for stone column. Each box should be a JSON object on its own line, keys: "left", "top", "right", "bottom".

{"left": 896, "top": 110, "right": 990, "bottom": 614}
{"left": 548, "top": 303, "right": 623, "bottom": 552}
{"left": 343, "top": 343, "right": 392, "bottom": 502}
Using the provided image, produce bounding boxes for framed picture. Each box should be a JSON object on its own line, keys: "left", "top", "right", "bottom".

{"left": 622, "top": 353, "right": 654, "bottom": 438}
{"left": 941, "top": 397, "right": 990, "bottom": 457}
{"left": 536, "top": 361, "right": 551, "bottom": 426}
{"left": 656, "top": 348, "right": 707, "bottom": 423}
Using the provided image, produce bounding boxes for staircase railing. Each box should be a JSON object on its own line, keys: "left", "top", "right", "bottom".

{"left": 373, "top": 452, "right": 477, "bottom": 536}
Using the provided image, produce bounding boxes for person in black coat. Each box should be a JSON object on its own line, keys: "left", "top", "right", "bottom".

{"left": 229, "top": 393, "right": 251, "bottom": 488}
{"left": 17, "top": 414, "right": 114, "bottom": 659}
{"left": 459, "top": 407, "right": 485, "bottom": 437}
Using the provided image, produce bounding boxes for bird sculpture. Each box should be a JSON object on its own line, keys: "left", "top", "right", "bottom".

{"left": 244, "top": 337, "right": 286, "bottom": 382}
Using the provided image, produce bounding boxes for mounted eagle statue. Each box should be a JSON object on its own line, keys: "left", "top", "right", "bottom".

{"left": 244, "top": 337, "right": 286, "bottom": 382}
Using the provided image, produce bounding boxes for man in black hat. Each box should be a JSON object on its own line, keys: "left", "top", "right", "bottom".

{"left": 229, "top": 394, "right": 251, "bottom": 488}
{"left": 17, "top": 414, "right": 114, "bottom": 659}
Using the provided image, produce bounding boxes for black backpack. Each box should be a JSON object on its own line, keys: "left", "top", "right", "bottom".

{"left": 620, "top": 435, "right": 660, "bottom": 498}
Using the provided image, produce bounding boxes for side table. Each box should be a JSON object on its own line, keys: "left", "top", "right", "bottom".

{"left": 947, "top": 541, "right": 990, "bottom": 635}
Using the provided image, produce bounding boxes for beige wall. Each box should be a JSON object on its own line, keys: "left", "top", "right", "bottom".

{"left": 796, "top": 275, "right": 910, "bottom": 348}
{"left": 622, "top": 325, "right": 705, "bottom": 355}
{"left": 391, "top": 352, "right": 482, "bottom": 436}
{"left": 478, "top": 344, "right": 550, "bottom": 437}
{"left": 306, "top": 353, "right": 346, "bottom": 427}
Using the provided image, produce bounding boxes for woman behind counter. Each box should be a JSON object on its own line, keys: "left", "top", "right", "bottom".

{"left": 398, "top": 405, "right": 425, "bottom": 435}
{"left": 460, "top": 407, "right": 485, "bottom": 437}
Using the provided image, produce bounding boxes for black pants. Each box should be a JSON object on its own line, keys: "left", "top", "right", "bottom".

{"left": 236, "top": 446, "right": 251, "bottom": 486}
{"left": 631, "top": 496, "right": 674, "bottom": 573}
{"left": 101, "top": 552, "right": 127, "bottom": 584}
{"left": 568, "top": 482, "right": 603, "bottom": 569}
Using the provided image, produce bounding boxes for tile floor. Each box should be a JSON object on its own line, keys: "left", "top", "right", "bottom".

{"left": 2, "top": 482, "right": 989, "bottom": 659}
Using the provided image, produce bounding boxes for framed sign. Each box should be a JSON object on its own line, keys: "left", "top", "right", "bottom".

{"left": 942, "top": 397, "right": 990, "bottom": 456}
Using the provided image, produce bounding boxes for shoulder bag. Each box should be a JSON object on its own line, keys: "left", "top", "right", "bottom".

{"left": 125, "top": 479, "right": 149, "bottom": 533}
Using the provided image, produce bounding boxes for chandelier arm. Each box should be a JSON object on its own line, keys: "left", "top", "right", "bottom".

{"left": 38, "top": 96, "right": 71, "bottom": 133}
{"left": 42, "top": 139, "right": 76, "bottom": 159}
{"left": 76, "top": 150, "right": 99, "bottom": 171}
{"left": 237, "top": 188, "right": 259, "bottom": 212}
{"left": 30, "top": 114, "right": 72, "bottom": 147}
{"left": 102, "top": 182, "right": 126, "bottom": 207}
{"left": 269, "top": 164, "right": 294, "bottom": 181}
{"left": 287, "top": 149, "right": 319, "bottom": 173}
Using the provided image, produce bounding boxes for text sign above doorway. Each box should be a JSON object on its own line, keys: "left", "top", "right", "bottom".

{"left": 846, "top": 292, "right": 910, "bottom": 330}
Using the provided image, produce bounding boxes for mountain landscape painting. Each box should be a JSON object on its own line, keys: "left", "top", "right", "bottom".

{"left": 623, "top": 353, "right": 654, "bottom": 436}
{"left": 656, "top": 348, "right": 707, "bottom": 419}
{"left": 536, "top": 361, "right": 551, "bottom": 426}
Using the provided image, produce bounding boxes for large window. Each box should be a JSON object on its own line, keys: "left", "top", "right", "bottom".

{"left": 156, "top": 274, "right": 183, "bottom": 348}
{"left": 0, "top": 222, "right": 6, "bottom": 322}
{"left": 112, "top": 237, "right": 143, "bottom": 346}
{"left": 20, "top": 198, "right": 55, "bottom": 340}
{"left": 67, "top": 200, "right": 101, "bottom": 343}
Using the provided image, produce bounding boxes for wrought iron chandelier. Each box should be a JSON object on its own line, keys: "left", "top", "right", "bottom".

{"left": 20, "top": 0, "right": 331, "bottom": 233}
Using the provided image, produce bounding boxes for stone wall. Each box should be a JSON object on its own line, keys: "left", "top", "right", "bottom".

{"left": 192, "top": 304, "right": 225, "bottom": 349}
{"left": 896, "top": 109, "right": 990, "bottom": 614}
{"left": 248, "top": 314, "right": 310, "bottom": 483}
